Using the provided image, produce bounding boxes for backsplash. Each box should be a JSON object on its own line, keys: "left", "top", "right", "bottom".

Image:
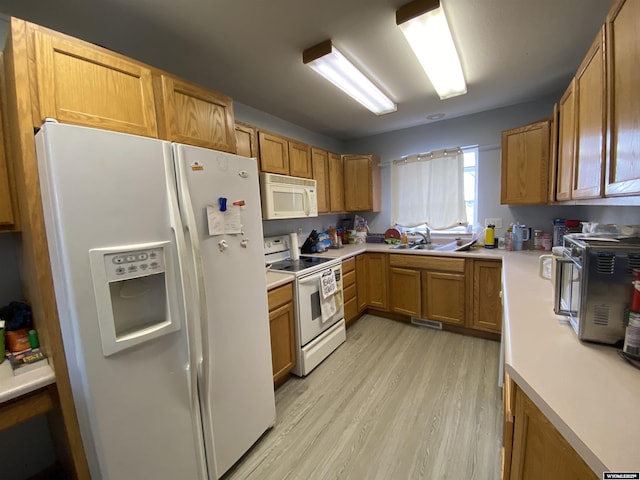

{"left": 262, "top": 213, "right": 350, "bottom": 241}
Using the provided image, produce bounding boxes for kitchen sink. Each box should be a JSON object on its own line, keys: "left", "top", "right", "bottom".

{"left": 389, "top": 239, "right": 476, "bottom": 252}
{"left": 412, "top": 242, "right": 459, "bottom": 251}
{"left": 410, "top": 244, "right": 438, "bottom": 250}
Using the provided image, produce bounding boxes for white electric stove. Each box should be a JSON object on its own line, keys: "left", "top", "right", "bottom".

{"left": 264, "top": 235, "right": 346, "bottom": 376}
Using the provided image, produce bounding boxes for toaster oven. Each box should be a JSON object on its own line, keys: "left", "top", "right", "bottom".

{"left": 554, "top": 234, "right": 640, "bottom": 345}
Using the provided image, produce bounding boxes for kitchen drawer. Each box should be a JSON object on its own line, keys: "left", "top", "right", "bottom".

{"left": 342, "top": 257, "right": 355, "bottom": 274}
{"left": 268, "top": 282, "right": 293, "bottom": 311}
{"left": 344, "top": 296, "right": 358, "bottom": 325}
{"left": 343, "top": 283, "right": 356, "bottom": 302}
{"left": 389, "top": 254, "right": 465, "bottom": 273}
{"left": 342, "top": 270, "right": 356, "bottom": 289}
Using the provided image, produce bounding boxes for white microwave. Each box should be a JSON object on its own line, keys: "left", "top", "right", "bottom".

{"left": 259, "top": 172, "right": 318, "bottom": 220}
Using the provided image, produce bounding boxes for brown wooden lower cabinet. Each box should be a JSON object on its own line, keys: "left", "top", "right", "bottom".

{"left": 422, "top": 270, "right": 466, "bottom": 326}
{"left": 362, "top": 253, "right": 388, "bottom": 310}
{"left": 342, "top": 257, "right": 360, "bottom": 327}
{"left": 388, "top": 254, "right": 468, "bottom": 327}
{"left": 503, "top": 379, "right": 597, "bottom": 480}
{"left": 267, "top": 282, "right": 296, "bottom": 385}
{"left": 356, "top": 254, "right": 367, "bottom": 313}
{"left": 472, "top": 260, "right": 502, "bottom": 333}
{"left": 389, "top": 266, "right": 421, "bottom": 317}
{"left": 351, "top": 253, "right": 502, "bottom": 337}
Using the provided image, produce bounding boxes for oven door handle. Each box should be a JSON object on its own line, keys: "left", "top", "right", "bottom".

{"left": 554, "top": 257, "right": 577, "bottom": 316}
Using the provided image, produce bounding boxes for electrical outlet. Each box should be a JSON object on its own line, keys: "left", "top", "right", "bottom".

{"left": 485, "top": 217, "right": 503, "bottom": 229}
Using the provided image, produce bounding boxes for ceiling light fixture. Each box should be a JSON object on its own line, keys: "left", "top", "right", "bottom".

{"left": 396, "top": 0, "right": 467, "bottom": 100}
{"left": 303, "top": 40, "right": 397, "bottom": 115}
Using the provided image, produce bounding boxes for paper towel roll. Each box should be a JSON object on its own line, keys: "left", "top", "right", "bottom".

{"left": 289, "top": 232, "right": 300, "bottom": 261}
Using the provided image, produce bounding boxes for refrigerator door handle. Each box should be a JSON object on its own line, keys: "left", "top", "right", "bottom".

{"left": 172, "top": 145, "right": 218, "bottom": 478}
{"left": 164, "top": 149, "right": 209, "bottom": 480}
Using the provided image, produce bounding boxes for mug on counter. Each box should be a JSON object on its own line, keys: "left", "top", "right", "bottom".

{"left": 538, "top": 247, "right": 564, "bottom": 285}
{"left": 538, "top": 254, "right": 556, "bottom": 284}
{"left": 512, "top": 225, "right": 531, "bottom": 251}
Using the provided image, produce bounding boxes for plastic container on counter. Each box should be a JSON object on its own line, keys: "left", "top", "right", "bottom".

{"left": 534, "top": 230, "right": 543, "bottom": 250}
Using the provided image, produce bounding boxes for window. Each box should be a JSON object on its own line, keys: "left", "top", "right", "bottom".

{"left": 463, "top": 148, "right": 477, "bottom": 226}
{"left": 390, "top": 147, "right": 476, "bottom": 231}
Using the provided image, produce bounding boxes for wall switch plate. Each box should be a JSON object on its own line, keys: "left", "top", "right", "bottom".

{"left": 485, "top": 217, "right": 503, "bottom": 229}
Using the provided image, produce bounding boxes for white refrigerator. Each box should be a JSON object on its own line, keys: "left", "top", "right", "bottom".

{"left": 36, "top": 121, "right": 276, "bottom": 479}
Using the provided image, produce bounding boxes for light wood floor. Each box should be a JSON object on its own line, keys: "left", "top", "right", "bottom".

{"left": 225, "top": 315, "right": 503, "bottom": 480}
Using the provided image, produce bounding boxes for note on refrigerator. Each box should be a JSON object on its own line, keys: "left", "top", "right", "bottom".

{"left": 207, "top": 205, "right": 242, "bottom": 236}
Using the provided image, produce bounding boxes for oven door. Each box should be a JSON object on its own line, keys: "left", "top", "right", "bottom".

{"left": 554, "top": 256, "right": 582, "bottom": 334}
{"left": 296, "top": 265, "right": 344, "bottom": 346}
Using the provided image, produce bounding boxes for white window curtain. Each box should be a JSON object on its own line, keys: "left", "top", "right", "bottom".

{"left": 390, "top": 148, "right": 467, "bottom": 229}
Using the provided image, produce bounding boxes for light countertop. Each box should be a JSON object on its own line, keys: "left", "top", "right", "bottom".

{"left": 501, "top": 251, "right": 640, "bottom": 474}
{"left": 303, "top": 241, "right": 504, "bottom": 260}
{"left": 287, "top": 243, "right": 639, "bottom": 474}
{"left": 266, "top": 270, "right": 295, "bottom": 290}
{"left": 0, "top": 359, "right": 55, "bottom": 403}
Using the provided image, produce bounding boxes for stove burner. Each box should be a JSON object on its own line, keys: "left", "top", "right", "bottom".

{"left": 269, "top": 256, "right": 335, "bottom": 273}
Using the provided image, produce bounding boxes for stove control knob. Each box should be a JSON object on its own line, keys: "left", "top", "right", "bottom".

{"left": 240, "top": 239, "right": 249, "bottom": 248}
{"left": 218, "top": 240, "right": 228, "bottom": 252}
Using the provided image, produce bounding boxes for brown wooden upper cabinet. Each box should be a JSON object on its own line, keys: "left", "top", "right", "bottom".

{"left": 328, "top": 152, "right": 345, "bottom": 212}
{"left": 500, "top": 119, "right": 551, "bottom": 205}
{"left": 258, "top": 131, "right": 312, "bottom": 178}
{"left": 0, "top": 95, "right": 17, "bottom": 230}
{"left": 312, "top": 147, "right": 345, "bottom": 214}
{"left": 312, "top": 147, "right": 330, "bottom": 213}
{"left": 258, "top": 131, "right": 289, "bottom": 174}
{"left": 30, "top": 23, "right": 159, "bottom": 138}
{"left": 547, "top": 102, "right": 560, "bottom": 204}
{"left": 343, "top": 154, "right": 381, "bottom": 212}
{"left": 288, "top": 139, "right": 313, "bottom": 178}
{"left": 235, "top": 122, "right": 257, "bottom": 158}
{"left": 156, "top": 74, "right": 236, "bottom": 153}
{"left": 573, "top": 27, "right": 606, "bottom": 199}
{"left": 555, "top": 29, "right": 606, "bottom": 202}
{"left": 20, "top": 19, "right": 238, "bottom": 152}
{"left": 556, "top": 81, "right": 576, "bottom": 201}
{"left": 605, "top": 0, "right": 640, "bottom": 196}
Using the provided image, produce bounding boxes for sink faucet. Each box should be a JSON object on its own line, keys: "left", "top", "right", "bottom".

{"left": 415, "top": 227, "right": 431, "bottom": 245}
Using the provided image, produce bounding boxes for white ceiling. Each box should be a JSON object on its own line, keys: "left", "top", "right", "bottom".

{"left": 0, "top": 0, "right": 613, "bottom": 140}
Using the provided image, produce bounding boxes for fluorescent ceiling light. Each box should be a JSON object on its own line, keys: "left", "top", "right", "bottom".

{"left": 303, "top": 40, "right": 397, "bottom": 115}
{"left": 396, "top": 0, "right": 467, "bottom": 100}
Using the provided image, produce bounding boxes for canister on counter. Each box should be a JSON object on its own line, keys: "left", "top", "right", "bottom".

{"left": 623, "top": 312, "right": 640, "bottom": 359}
{"left": 534, "top": 230, "right": 543, "bottom": 250}
{"left": 552, "top": 219, "right": 567, "bottom": 247}
{"left": 623, "top": 271, "right": 640, "bottom": 360}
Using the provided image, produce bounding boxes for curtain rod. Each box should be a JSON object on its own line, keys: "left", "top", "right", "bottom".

{"left": 392, "top": 146, "right": 463, "bottom": 165}
{"left": 380, "top": 143, "right": 500, "bottom": 168}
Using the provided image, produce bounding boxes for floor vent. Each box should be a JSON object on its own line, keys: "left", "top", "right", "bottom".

{"left": 411, "top": 318, "right": 443, "bottom": 330}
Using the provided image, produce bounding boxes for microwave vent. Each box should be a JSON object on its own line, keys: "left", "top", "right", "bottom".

{"left": 628, "top": 254, "right": 640, "bottom": 272}
{"left": 595, "top": 253, "right": 615, "bottom": 275}
{"left": 260, "top": 172, "right": 316, "bottom": 188}
{"left": 592, "top": 304, "right": 610, "bottom": 326}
